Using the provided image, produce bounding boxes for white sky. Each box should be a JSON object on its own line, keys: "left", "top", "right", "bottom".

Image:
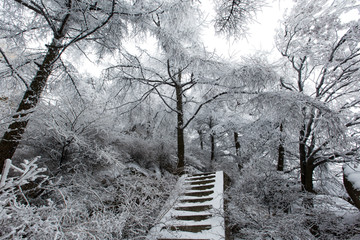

{"left": 201, "top": 0, "right": 294, "bottom": 61}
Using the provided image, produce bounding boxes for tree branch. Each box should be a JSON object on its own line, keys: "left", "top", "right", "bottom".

{"left": 0, "top": 47, "right": 29, "bottom": 89}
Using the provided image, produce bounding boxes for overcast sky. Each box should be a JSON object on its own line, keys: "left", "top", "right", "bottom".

{"left": 202, "top": 0, "right": 294, "bottom": 61}
{"left": 78, "top": 1, "right": 294, "bottom": 77}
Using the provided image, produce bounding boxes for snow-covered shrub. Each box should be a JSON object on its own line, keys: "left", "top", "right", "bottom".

{"left": 47, "top": 170, "right": 175, "bottom": 240}
{"left": 113, "top": 134, "right": 175, "bottom": 173}
{"left": 227, "top": 159, "right": 360, "bottom": 239}
{"left": 0, "top": 157, "right": 60, "bottom": 239}
{"left": 1, "top": 153, "right": 175, "bottom": 239}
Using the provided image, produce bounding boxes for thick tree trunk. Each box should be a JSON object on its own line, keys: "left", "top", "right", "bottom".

{"left": 299, "top": 123, "right": 316, "bottom": 193}
{"left": 304, "top": 160, "right": 315, "bottom": 193}
{"left": 277, "top": 123, "right": 284, "bottom": 171}
{"left": 175, "top": 78, "right": 185, "bottom": 174}
{"left": 234, "top": 132, "right": 240, "bottom": 157}
{"left": 0, "top": 38, "right": 63, "bottom": 171}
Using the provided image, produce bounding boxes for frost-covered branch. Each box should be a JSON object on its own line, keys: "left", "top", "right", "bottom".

{"left": 0, "top": 157, "right": 46, "bottom": 191}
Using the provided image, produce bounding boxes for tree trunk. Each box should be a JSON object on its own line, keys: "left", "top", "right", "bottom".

{"left": 234, "top": 132, "right": 240, "bottom": 157}
{"left": 210, "top": 134, "right": 215, "bottom": 163}
{"left": 299, "top": 127, "right": 307, "bottom": 191}
{"left": 198, "top": 130, "right": 204, "bottom": 150}
{"left": 277, "top": 123, "right": 284, "bottom": 171}
{"left": 209, "top": 117, "right": 215, "bottom": 168}
{"left": 304, "top": 159, "right": 315, "bottom": 193}
{"left": 175, "top": 76, "right": 185, "bottom": 174}
{"left": 0, "top": 37, "right": 63, "bottom": 171}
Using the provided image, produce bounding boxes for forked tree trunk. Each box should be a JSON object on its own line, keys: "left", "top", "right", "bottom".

{"left": 0, "top": 37, "right": 64, "bottom": 171}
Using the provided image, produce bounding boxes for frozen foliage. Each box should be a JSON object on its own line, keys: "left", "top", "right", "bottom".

{"left": 0, "top": 156, "right": 175, "bottom": 239}
{"left": 214, "top": 0, "right": 266, "bottom": 37}
{"left": 0, "top": 157, "right": 56, "bottom": 239}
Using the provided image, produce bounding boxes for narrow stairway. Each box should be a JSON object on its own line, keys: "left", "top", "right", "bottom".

{"left": 147, "top": 171, "right": 227, "bottom": 240}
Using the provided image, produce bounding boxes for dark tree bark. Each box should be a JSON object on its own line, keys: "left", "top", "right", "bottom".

{"left": 209, "top": 117, "right": 215, "bottom": 167}
{"left": 277, "top": 123, "right": 284, "bottom": 171}
{"left": 234, "top": 132, "right": 240, "bottom": 157}
{"left": 0, "top": 35, "right": 66, "bottom": 171}
{"left": 305, "top": 159, "right": 315, "bottom": 192}
{"left": 299, "top": 127, "right": 308, "bottom": 191}
{"left": 175, "top": 73, "right": 185, "bottom": 174}
{"left": 198, "top": 130, "right": 204, "bottom": 150}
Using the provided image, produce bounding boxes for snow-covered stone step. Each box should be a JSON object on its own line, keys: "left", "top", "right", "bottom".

{"left": 162, "top": 225, "right": 212, "bottom": 232}
{"left": 186, "top": 175, "right": 216, "bottom": 182}
{"left": 174, "top": 214, "right": 212, "bottom": 221}
{"left": 157, "top": 238, "right": 210, "bottom": 240}
{"left": 179, "top": 197, "right": 213, "bottom": 204}
{"left": 188, "top": 179, "right": 215, "bottom": 185}
{"left": 191, "top": 172, "right": 216, "bottom": 177}
{"left": 184, "top": 190, "right": 214, "bottom": 197}
{"left": 175, "top": 205, "right": 212, "bottom": 212}
{"left": 188, "top": 184, "right": 215, "bottom": 191}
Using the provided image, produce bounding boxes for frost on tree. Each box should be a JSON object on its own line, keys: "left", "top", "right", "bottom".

{"left": 275, "top": 0, "right": 360, "bottom": 192}
{"left": 0, "top": 0, "right": 166, "bottom": 170}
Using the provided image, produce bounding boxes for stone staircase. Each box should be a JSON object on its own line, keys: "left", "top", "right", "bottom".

{"left": 147, "top": 171, "right": 227, "bottom": 240}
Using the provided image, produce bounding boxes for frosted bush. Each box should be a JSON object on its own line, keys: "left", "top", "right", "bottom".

{"left": 227, "top": 160, "right": 360, "bottom": 239}
{"left": 0, "top": 157, "right": 60, "bottom": 239}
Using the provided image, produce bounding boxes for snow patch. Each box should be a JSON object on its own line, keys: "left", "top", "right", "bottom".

{"left": 344, "top": 165, "right": 360, "bottom": 190}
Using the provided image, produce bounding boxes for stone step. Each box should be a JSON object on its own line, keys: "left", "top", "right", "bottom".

{"left": 188, "top": 184, "right": 214, "bottom": 191}
{"left": 179, "top": 197, "right": 213, "bottom": 204}
{"left": 162, "top": 225, "right": 212, "bottom": 232}
{"left": 191, "top": 172, "right": 215, "bottom": 177}
{"left": 174, "top": 214, "right": 212, "bottom": 221}
{"left": 184, "top": 190, "right": 214, "bottom": 197}
{"left": 157, "top": 238, "right": 210, "bottom": 240}
{"left": 186, "top": 175, "right": 215, "bottom": 181}
{"left": 175, "top": 205, "right": 212, "bottom": 212}
{"left": 189, "top": 179, "right": 215, "bottom": 185}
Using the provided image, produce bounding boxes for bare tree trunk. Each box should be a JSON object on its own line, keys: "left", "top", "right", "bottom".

{"left": 0, "top": 37, "right": 63, "bottom": 171}
{"left": 304, "top": 160, "right": 315, "bottom": 193}
{"left": 198, "top": 130, "right": 204, "bottom": 150}
{"left": 209, "top": 117, "right": 215, "bottom": 169}
{"left": 299, "top": 127, "right": 307, "bottom": 191}
{"left": 277, "top": 123, "right": 284, "bottom": 171}
{"left": 234, "top": 132, "right": 240, "bottom": 157}
{"left": 175, "top": 77, "right": 185, "bottom": 174}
